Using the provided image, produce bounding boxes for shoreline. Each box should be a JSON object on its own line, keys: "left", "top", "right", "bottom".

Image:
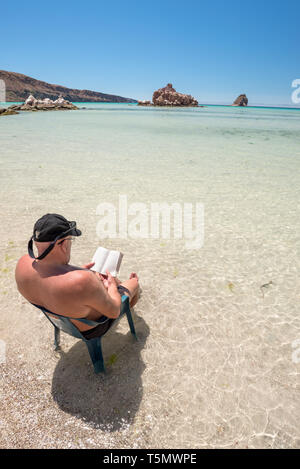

{"left": 1, "top": 101, "right": 300, "bottom": 111}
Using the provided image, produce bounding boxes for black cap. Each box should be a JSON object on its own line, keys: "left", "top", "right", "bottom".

{"left": 33, "top": 213, "right": 81, "bottom": 242}
{"left": 28, "top": 213, "right": 81, "bottom": 260}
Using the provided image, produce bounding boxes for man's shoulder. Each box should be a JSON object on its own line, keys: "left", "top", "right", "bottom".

{"left": 60, "top": 268, "right": 97, "bottom": 295}
{"left": 16, "top": 254, "right": 32, "bottom": 268}
{"left": 55, "top": 269, "right": 104, "bottom": 306}
{"left": 15, "top": 254, "right": 33, "bottom": 279}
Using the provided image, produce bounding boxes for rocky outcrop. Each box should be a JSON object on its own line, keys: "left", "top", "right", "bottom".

{"left": 232, "top": 94, "right": 248, "bottom": 106}
{"left": 0, "top": 107, "right": 19, "bottom": 116}
{"left": 137, "top": 100, "right": 152, "bottom": 106}
{"left": 0, "top": 70, "right": 137, "bottom": 103}
{"left": 152, "top": 83, "right": 198, "bottom": 107}
{"left": 8, "top": 94, "right": 78, "bottom": 111}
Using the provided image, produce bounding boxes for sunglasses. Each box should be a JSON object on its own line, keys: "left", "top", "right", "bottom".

{"left": 57, "top": 236, "right": 76, "bottom": 245}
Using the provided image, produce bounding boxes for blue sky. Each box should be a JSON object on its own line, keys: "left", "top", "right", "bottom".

{"left": 1, "top": 0, "right": 300, "bottom": 105}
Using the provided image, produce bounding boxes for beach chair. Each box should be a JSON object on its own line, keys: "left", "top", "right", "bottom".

{"left": 31, "top": 295, "right": 137, "bottom": 373}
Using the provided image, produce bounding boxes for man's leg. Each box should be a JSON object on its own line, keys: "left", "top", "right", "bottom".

{"left": 118, "top": 273, "right": 140, "bottom": 308}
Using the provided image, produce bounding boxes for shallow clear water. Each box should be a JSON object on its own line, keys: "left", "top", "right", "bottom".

{"left": 1, "top": 103, "right": 300, "bottom": 448}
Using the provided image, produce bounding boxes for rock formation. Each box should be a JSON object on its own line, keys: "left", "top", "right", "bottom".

{"left": 152, "top": 83, "right": 198, "bottom": 107}
{"left": 0, "top": 107, "right": 19, "bottom": 116}
{"left": 7, "top": 94, "right": 78, "bottom": 111}
{"left": 0, "top": 70, "right": 137, "bottom": 103}
{"left": 232, "top": 94, "right": 248, "bottom": 106}
{"left": 137, "top": 100, "right": 152, "bottom": 106}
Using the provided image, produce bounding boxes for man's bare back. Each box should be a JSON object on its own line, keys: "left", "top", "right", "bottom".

{"left": 15, "top": 214, "right": 139, "bottom": 333}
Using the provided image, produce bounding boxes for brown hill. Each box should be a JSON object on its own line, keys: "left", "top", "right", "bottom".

{"left": 0, "top": 70, "right": 136, "bottom": 103}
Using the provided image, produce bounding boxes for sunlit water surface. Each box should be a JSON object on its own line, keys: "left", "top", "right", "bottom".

{"left": 1, "top": 103, "right": 300, "bottom": 448}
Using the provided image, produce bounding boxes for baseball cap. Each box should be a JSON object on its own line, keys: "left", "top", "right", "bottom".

{"left": 28, "top": 213, "right": 82, "bottom": 260}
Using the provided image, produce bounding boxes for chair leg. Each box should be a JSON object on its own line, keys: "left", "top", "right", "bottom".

{"left": 85, "top": 337, "right": 105, "bottom": 373}
{"left": 126, "top": 308, "right": 138, "bottom": 340}
{"left": 54, "top": 326, "right": 61, "bottom": 350}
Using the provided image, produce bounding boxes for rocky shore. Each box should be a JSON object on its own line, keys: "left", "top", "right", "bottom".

{"left": 138, "top": 83, "right": 199, "bottom": 107}
{"left": 0, "top": 94, "right": 78, "bottom": 116}
{"left": 10, "top": 94, "right": 78, "bottom": 111}
{"left": 0, "top": 107, "right": 19, "bottom": 116}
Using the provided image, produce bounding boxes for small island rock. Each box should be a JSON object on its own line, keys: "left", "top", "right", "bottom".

{"left": 232, "top": 94, "right": 248, "bottom": 106}
{"left": 152, "top": 83, "right": 198, "bottom": 107}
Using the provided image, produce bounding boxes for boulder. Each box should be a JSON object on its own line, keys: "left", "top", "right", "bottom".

{"left": 152, "top": 83, "right": 198, "bottom": 107}
{"left": 137, "top": 100, "right": 152, "bottom": 106}
{"left": 7, "top": 105, "right": 21, "bottom": 111}
{"left": 232, "top": 94, "right": 248, "bottom": 106}
{"left": 0, "top": 107, "right": 19, "bottom": 116}
{"left": 54, "top": 96, "right": 67, "bottom": 105}
{"left": 24, "top": 94, "right": 37, "bottom": 106}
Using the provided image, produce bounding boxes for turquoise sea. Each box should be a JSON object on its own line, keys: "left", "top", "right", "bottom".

{"left": 1, "top": 103, "right": 300, "bottom": 448}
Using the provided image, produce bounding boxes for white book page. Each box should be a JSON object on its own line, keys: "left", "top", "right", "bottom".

{"left": 90, "top": 247, "right": 123, "bottom": 276}
{"left": 102, "top": 250, "right": 123, "bottom": 276}
{"left": 90, "top": 247, "right": 109, "bottom": 273}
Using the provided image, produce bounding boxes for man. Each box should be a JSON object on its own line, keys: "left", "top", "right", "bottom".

{"left": 15, "top": 214, "right": 139, "bottom": 338}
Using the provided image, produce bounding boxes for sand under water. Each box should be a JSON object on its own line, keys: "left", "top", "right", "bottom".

{"left": 0, "top": 103, "right": 300, "bottom": 448}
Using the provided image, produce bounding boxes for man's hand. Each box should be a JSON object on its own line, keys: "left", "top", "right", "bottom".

{"left": 99, "top": 273, "right": 109, "bottom": 289}
{"left": 100, "top": 271, "right": 117, "bottom": 290}
{"left": 105, "top": 270, "right": 117, "bottom": 288}
{"left": 81, "top": 262, "right": 95, "bottom": 270}
{"left": 82, "top": 269, "right": 121, "bottom": 319}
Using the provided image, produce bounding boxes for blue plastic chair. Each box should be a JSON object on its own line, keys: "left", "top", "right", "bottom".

{"left": 31, "top": 295, "right": 137, "bottom": 373}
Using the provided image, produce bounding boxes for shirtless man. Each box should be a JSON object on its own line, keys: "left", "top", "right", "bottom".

{"left": 15, "top": 213, "right": 139, "bottom": 338}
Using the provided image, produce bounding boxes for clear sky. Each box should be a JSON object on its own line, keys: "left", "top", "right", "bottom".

{"left": 1, "top": 0, "right": 300, "bottom": 106}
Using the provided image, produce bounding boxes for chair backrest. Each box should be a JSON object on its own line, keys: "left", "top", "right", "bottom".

{"left": 31, "top": 294, "right": 130, "bottom": 340}
{"left": 42, "top": 309, "right": 85, "bottom": 339}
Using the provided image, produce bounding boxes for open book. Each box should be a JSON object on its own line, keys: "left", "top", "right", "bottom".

{"left": 90, "top": 246, "right": 123, "bottom": 277}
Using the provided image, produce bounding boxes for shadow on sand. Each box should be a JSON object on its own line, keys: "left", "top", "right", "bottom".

{"left": 51, "top": 313, "right": 149, "bottom": 431}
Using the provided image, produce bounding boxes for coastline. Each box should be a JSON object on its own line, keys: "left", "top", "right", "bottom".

{"left": 2, "top": 101, "right": 300, "bottom": 111}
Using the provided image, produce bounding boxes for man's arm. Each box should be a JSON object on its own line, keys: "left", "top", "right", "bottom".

{"left": 81, "top": 270, "right": 121, "bottom": 319}
{"left": 81, "top": 262, "right": 95, "bottom": 270}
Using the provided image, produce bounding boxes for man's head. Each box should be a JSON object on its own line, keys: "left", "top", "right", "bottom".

{"left": 28, "top": 213, "right": 81, "bottom": 263}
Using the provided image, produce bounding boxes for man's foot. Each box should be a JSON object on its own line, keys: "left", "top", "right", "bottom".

{"left": 128, "top": 273, "right": 139, "bottom": 307}
{"left": 130, "top": 272, "right": 138, "bottom": 280}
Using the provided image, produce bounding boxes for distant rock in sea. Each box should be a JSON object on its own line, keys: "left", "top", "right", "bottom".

{"left": 232, "top": 94, "right": 248, "bottom": 106}
{"left": 7, "top": 94, "right": 78, "bottom": 112}
{"left": 137, "top": 100, "right": 152, "bottom": 106}
{"left": 153, "top": 83, "right": 198, "bottom": 107}
{"left": 0, "top": 70, "right": 137, "bottom": 103}
{"left": 138, "top": 84, "right": 198, "bottom": 107}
